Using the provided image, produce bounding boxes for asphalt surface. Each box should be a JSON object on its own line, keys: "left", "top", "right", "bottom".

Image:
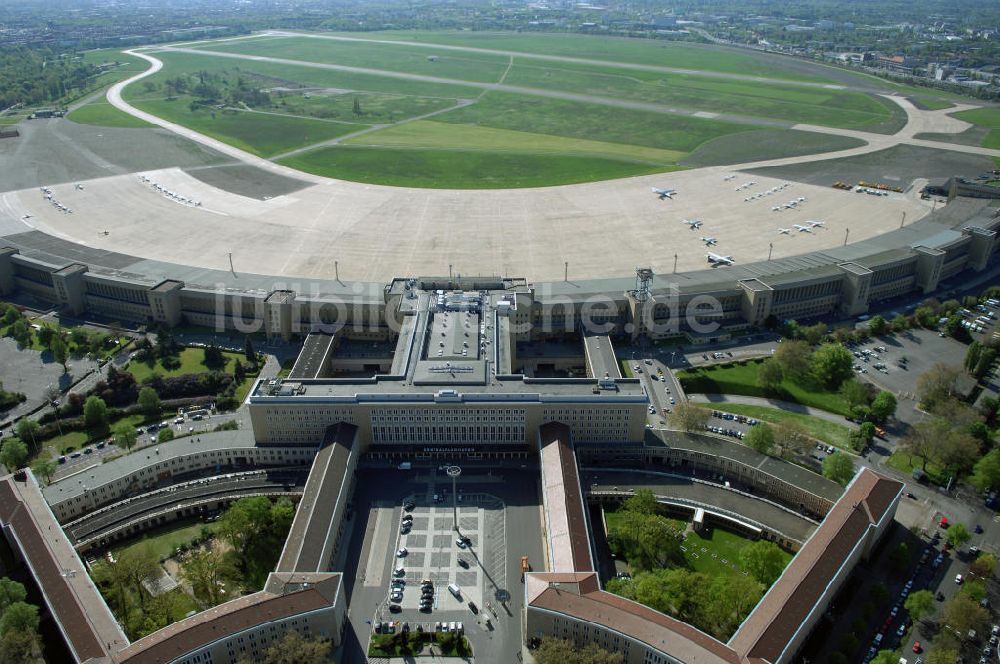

{"left": 336, "top": 465, "right": 542, "bottom": 664}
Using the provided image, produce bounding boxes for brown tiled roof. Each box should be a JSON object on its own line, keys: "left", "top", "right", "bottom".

{"left": 0, "top": 475, "right": 125, "bottom": 662}
{"left": 275, "top": 423, "right": 356, "bottom": 573}
{"left": 529, "top": 578, "right": 740, "bottom": 664}
{"left": 539, "top": 422, "right": 593, "bottom": 573}
{"left": 729, "top": 469, "right": 902, "bottom": 662}
{"left": 116, "top": 587, "right": 333, "bottom": 663}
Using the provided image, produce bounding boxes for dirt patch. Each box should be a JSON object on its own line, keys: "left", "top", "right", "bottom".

{"left": 182, "top": 163, "right": 311, "bottom": 199}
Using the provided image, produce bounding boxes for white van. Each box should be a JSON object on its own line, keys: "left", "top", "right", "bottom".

{"left": 448, "top": 583, "right": 462, "bottom": 599}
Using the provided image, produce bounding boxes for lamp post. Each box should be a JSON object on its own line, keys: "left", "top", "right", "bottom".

{"left": 445, "top": 465, "right": 462, "bottom": 533}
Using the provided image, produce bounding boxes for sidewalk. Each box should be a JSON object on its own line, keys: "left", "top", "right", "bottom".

{"left": 686, "top": 393, "right": 848, "bottom": 425}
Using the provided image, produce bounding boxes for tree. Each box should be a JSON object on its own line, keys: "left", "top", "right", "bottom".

{"left": 744, "top": 424, "right": 775, "bottom": 455}
{"left": 966, "top": 341, "right": 984, "bottom": 372}
{"left": 180, "top": 547, "right": 237, "bottom": 607}
{"left": 941, "top": 594, "right": 989, "bottom": 635}
{"left": 535, "top": 638, "right": 623, "bottom": 664}
{"left": 0, "top": 627, "right": 38, "bottom": 664}
{"left": 138, "top": 387, "right": 161, "bottom": 417}
{"left": 800, "top": 322, "right": 827, "bottom": 346}
{"left": 839, "top": 379, "right": 870, "bottom": 413}
{"left": 973, "top": 347, "right": 998, "bottom": 379}
{"left": 30, "top": 457, "right": 57, "bottom": 484}
{"left": 233, "top": 359, "right": 246, "bottom": 384}
{"left": 157, "top": 428, "right": 175, "bottom": 443}
{"left": 239, "top": 630, "right": 333, "bottom": 664}
{"left": 773, "top": 420, "right": 810, "bottom": 456}
{"left": 670, "top": 402, "right": 709, "bottom": 433}
{"left": 869, "top": 391, "right": 897, "bottom": 423}
{"left": 83, "top": 395, "right": 108, "bottom": 428}
{"left": 969, "top": 552, "right": 998, "bottom": 579}
{"left": 15, "top": 419, "right": 39, "bottom": 450}
{"left": 218, "top": 496, "right": 274, "bottom": 554}
{"left": 622, "top": 488, "right": 658, "bottom": 515}
{"left": 0, "top": 438, "right": 28, "bottom": 470}
{"left": 925, "top": 650, "right": 960, "bottom": 664}
{"left": 203, "top": 345, "right": 225, "bottom": 369}
{"left": 773, "top": 340, "right": 811, "bottom": 382}
{"left": 112, "top": 422, "right": 138, "bottom": 451}
{"left": 1, "top": 307, "right": 19, "bottom": 326}
{"left": 869, "top": 652, "right": 898, "bottom": 664}
{"left": 904, "top": 590, "right": 936, "bottom": 623}
{"left": 822, "top": 453, "right": 855, "bottom": 486}
{"left": 9, "top": 319, "right": 31, "bottom": 348}
{"left": 916, "top": 363, "right": 960, "bottom": 412}
{"left": 50, "top": 334, "right": 68, "bottom": 372}
{"left": 756, "top": 358, "right": 783, "bottom": 392}
{"left": 888, "top": 542, "right": 910, "bottom": 573}
{"left": 810, "top": 344, "right": 854, "bottom": 389}
{"left": 36, "top": 325, "right": 55, "bottom": 348}
{"left": 739, "top": 540, "right": 787, "bottom": 586}
{"left": 946, "top": 522, "right": 971, "bottom": 549}
{"left": 244, "top": 336, "right": 256, "bottom": 366}
{"left": 0, "top": 601, "right": 39, "bottom": 637}
{"left": 868, "top": 315, "right": 889, "bottom": 336}
{"left": 114, "top": 544, "right": 159, "bottom": 610}
{"left": 0, "top": 579, "right": 26, "bottom": 613}
{"left": 892, "top": 314, "right": 909, "bottom": 331}
{"left": 898, "top": 420, "right": 936, "bottom": 471}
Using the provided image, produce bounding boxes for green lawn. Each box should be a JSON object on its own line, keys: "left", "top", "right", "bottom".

{"left": 369, "top": 632, "right": 472, "bottom": 657}
{"left": 277, "top": 90, "right": 456, "bottom": 124}
{"left": 45, "top": 413, "right": 150, "bottom": 455}
{"left": 196, "top": 34, "right": 512, "bottom": 84}
{"left": 910, "top": 97, "right": 954, "bottom": 111}
{"left": 683, "top": 525, "right": 791, "bottom": 578}
{"left": 347, "top": 119, "right": 686, "bottom": 165}
{"left": 329, "top": 31, "right": 837, "bottom": 83}
{"left": 127, "top": 347, "right": 247, "bottom": 382}
{"left": 677, "top": 361, "right": 851, "bottom": 416}
{"left": 951, "top": 107, "right": 1000, "bottom": 150}
{"left": 502, "top": 63, "right": 896, "bottom": 130}
{"left": 110, "top": 520, "right": 220, "bottom": 561}
{"left": 434, "top": 92, "right": 749, "bottom": 153}
{"left": 67, "top": 100, "right": 155, "bottom": 128}
{"left": 280, "top": 144, "right": 676, "bottom": 188}
{"left": 682, "top": 128, "right": 865, "bottom": 167}
{"left": 130, "top": 97, "right": 362, "bottom": 157}
{"left": 887, "top": 451, "right": 949, "bottom": 486}
{"left": 694, "top": 402, "right": 854, "bottom": 451}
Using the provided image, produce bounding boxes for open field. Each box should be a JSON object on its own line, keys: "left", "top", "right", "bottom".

{"left": 887, "top": 450, "right": 948, "bottom": 486}
{"left": 109, "top": 520, "right": 221, "bottom": 560}
{"left": 281, "top": 145, "right": 671, "bottom": 188}
{"left": 677, "top": 361, "right": 851, "bottom": 416}
{"left": 951, "top": 107, "right": 1000, "bottom": 150}
{"left": 67, "top": 100, "right": 155, "bottom": 128}
{"left": 346, "top": 120, "right": 685, "bottom": 164}
{"left": 682, "top": 128, "right": 865, "bottom": 167}
{"left": 694, "top": 402, "right": 854, "bottom": 451}
{"left": 285, "top": 31, "right": 838, "bottom": 83}
{"left": 132, "top": 97, "right": 363, "bottom": 157}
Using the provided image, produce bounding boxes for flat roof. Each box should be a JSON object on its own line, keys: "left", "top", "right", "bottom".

{"left": 538, "top": 422, "right": 594, "bottom": 573}
{"left": 648, "top": 430, "right": 844, "bottom": 504}
{"left": 42, "top": 429, "right": 272, "bottom": 505}
{"left": 276, "top": 423, "right": 356, "bottom": 573}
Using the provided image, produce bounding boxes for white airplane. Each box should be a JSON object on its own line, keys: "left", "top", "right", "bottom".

{"left": 807, "top": 220, "right": 826, "bottom": 228}
{"left": 75, "top": 183, "right": 84, "bottom": 190}
{"left": 21, "top": 214, "right": 31, "bottom": 220}
{"left": 777, "top": 228, "right": 792, "bottom": 235}
{"left": 723, "top": 174, "right": 736, "bottom": 181}
{"left": 652, "top": 187, "right": 677, "bottom": 200}
{"left": 772, "top": 206, "right": 782, "bottom": 212}
{"left": 700, "top": 236, "right": 717, "bottom": 246}
{"left": 783, "top": 202, "right": 797, "bottom": 209}
{"left": 682, "top": 218, "right": 703, "bottom": 229}
{"left": 792, "top": 224, "right": 813, "bottom": 233}
{"left": 707, "top": 252, "right": 735, "bottom": 266}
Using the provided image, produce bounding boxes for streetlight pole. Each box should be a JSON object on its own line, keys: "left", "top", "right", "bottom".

{"left": 446, "top": 465, "right": 462, "bottom": 533}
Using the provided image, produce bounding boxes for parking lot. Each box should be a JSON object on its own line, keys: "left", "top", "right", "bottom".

{"left": 339, "top": 466, "right": 542, "bottom": 664}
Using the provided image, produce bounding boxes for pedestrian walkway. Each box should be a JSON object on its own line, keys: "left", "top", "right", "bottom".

{"left": 687, "top": 393, "right": 846, "bottom": 425}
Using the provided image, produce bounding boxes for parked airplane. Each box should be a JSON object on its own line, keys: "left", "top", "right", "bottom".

{"left": 700, "top": 236, "right": 717, "bottom": 246}
{"left": 21, "top": 214, "right": 31, "bottom": 220}
{"left": 777, "top": 228, "right": 792, "bottom": 235}
{"left": 707, "top": 252, "right": 735, "bottom": 266}
{"left": 792, "top": 224, "right": 813, "bottom": 233}
{"left": 652, "top": 187, "right": 677, "bottom": 200}
{"left": 682, "top": 218, "right": 703, "bottom": 229}
{"left": 723, "top": 174, "right": 736, "bottom": 181}
{"left": 806, "top": 220, "right": 826, "bottom": 228}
